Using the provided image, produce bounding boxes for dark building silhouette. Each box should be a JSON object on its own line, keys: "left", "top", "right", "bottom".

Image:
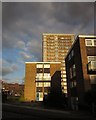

{"left": 65, "top": 35, "right": 96, "bottom": 110}
{"left": 51, "top": 71, "right": 61, "bottom": 92}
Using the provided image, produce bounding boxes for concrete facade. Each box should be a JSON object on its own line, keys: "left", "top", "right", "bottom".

{"left": 42, "top": 33, "right": 75, "bottom": 94}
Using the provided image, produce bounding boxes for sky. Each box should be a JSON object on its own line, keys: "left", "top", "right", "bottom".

{"left": 1, "top": 2, "right": 95, "bottom": 84}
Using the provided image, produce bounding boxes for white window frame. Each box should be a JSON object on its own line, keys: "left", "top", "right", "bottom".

{"left": 36, "top": 82, "right": 43, "bottom": 87}
{"left": 85, "top": 39, "right": 96, "bottom": 46}
{"left": 87, "top": 56, "right": 96, "bottom": 62}
{"left": 44, "top": 82, "right": 50, "bottom": 87}
{"left": 37, "top": 64, "right": 43, "bottom": 68}
{"left": 44, "top": 64, "right": 50, "bottom": 68}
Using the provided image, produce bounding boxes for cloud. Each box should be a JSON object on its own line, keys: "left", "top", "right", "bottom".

{"left": 51, "top": 3, "right": 94, "bottom": 31}
{"left": 2, "top": 59, "right": 19, "bottom": 76}
{"left": 2, "top": 67, "right": 13, "bottom": 76}
{"left": 2, "top": 64, "right": 19, "bottom": 76}
{"left": 27, "top": 40, "right": 41, "bottom": 53}
{"left": 2, "top": 2, "right": 95, "bottom": 84}
{"left": 2, "top": 2, "right": 94, "bottom": 59}
{"left": 11, "top": 64, "right": 19, "bottom": 71}
{"left": 19, "top": 51, "right": 33, "bottom": 60}
{"left": 15, "top": 40, "right": 25, "bottom": 50}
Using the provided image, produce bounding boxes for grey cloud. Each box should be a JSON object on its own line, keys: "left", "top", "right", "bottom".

{"left": 11, "top": 64, "right": 19, "bottom": 71}
{"left": 52, "top": 3, "right": 94, "bottom": 28}
{"left": 2, "top": 67, "right": 13, "bottom": 76}
{"left": 15, "top": 41, "right": 25, "bottom": 50}
{"left": 2, "top": 60, "right": 19, "bottom": 76}
{"left": 19, "top": 51, "right": 34, "bottom": 60}
{"left": 2, "top": 2, "right": 52, "bottom": 29}
{"left": 2, "top": 65, "right": 19, "bottom": 76}
{"left": 2, "top": 2, "right": 94, "bottom": 62}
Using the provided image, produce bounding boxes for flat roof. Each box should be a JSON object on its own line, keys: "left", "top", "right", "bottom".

{"left": 42, "top": 33, "right": 75, "bottom": 36}
{"left": 65, "top": 34, "right": 96, "bottom": 59}
{"left": 78, "top": 35, "right": 96, "bottom": 38}
{"left": 25, "top": 62, "right": 61, "bottom": 64}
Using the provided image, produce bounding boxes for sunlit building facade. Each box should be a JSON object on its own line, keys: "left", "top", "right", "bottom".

{"left": 42, "top": 33, "right": 75, "bottom": 94}
{"left": 65, "top": 35, "right": 96, "bottom": 110}
{"left": 24, "top": 62, "right": 61, "bottom": 101}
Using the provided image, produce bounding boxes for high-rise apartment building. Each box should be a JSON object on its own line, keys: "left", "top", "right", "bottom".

{"left": 65, "top": 35, "right": 96, "bottom": 110}
{"left": 42, "top": 33, "right": 75, "bottom": 94}
{"left": 24, "top": 62, "right": 61, "bottom": 101}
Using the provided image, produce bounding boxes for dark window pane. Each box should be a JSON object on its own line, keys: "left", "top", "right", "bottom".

{"left": 44, "top": 68, "right": 50, "bottom": 73}
{"left": 36, "top": 87, "right": 43, "bottom": 92}
{"left": 44, "top": 87, "right": 50, "bottom": 93}
{"left": 37, "top": 68, "right": 43, "bottom": 73}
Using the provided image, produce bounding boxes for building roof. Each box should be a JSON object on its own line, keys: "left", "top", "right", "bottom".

{"left": 42, "top": 33, "right": 75, "bottom": 36}
{"left": 65, "top": 34, "right": 96, "bottom": 59}
{"left": 25, "top": 62, "right": 61, "bottom": 64}
{"left": 78, "top": 35, "right": 96, "bottom": 38}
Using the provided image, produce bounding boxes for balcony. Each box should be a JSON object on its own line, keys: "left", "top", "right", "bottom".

{"left": 87, "top": 61, "right": 96, "bottom": 74}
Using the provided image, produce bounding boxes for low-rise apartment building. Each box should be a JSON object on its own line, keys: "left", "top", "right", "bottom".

{"left": 65, "top": 35, "right": 96, "bottom": 110}
{"left": 24, "top": 62, "right": 61, "bottom": 101}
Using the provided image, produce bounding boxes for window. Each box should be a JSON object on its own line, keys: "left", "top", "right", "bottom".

{"left": 72, "top": 50, "right": 74, "bottom": 57}
{"left": 90, "top": 75, "right": 96, "bottom": 84}
{"left": 73, "top": 64, "right": 76, "bottom": 77}
{"left": 37, "top": 64, "right": 43, "bottom": 68}
{"left": 61, "top": 71, "right": 66, "bottom": 73}
{"left": 85, "top": 39, "right": 96, "bottom": 46}
{"left": 70, "top": 64, "right": 76, "bottom": 79}
{"left": 64, "top": 82, "right": 67, "bottom": 85}
{"left": 62, "top": 78, "right": 66, "bottom": 82}
{"left": 44, "top": 82, "right": 50, "bottom": 87}
{"left": 36, "top": 73, "right": 43, "bottom": 81}
{"left": 43, "top": 73, "right": 51, "bottom": 81}
{"left": 64, "top": 86, "right": 67, "bottom": 89}
{"left": 36, "top": 87, "right": 42, "bottom": 92}
{"left": 37, "top": 68, "right": 43, "bottom": 73}
{"left": 64, "top": 90, "right": 67, "bottom": 93}
{"left": 70, "top": 67, "right": 72, "bottom": 79}
{"left": 36, "top": 73, "right": 43, "bottom": 77}
{"left": 44, "top": 64, "right": 50, "bottom": 68}
{"left": 44, "top": 68, "right": 50, "bottom": 73}
{"left": 61, "top": 74, "right": 66, "bottom": 78}
{"left": 68, "top": 54, "right": 71, "bottom": 61}
{"left": 36, "top": 92, "right": 43, "bottom": 101}
{"left": 62, "top": 63, "right": 65, "bottom": 66}
{"left": 43, "top": 42, "right": 47, "bottom": 46}
{"left": 36, "top": 83, "right": 43, "bottom": 87}
{"left": 60, "top": 37, "right": 64, "bottom": 39}
{"left": 68, "top": 50, "right": 74, "bottom": 61}
{"left": 70, "top": 81, "right": 77, "bottom": 88}
{"left": 87, "top": 56, "right": 96, "bottom": 62}
{"left": 85, "top": 40, "right": 92, "bottom": 46}
{"left": 44, "top": 73, "right": 50, "bottom": 77}
{"left": 40, "top": 93, "right": 43, "bottom": 98}
{"left": 94, "top": 40, "right": 96, "bottom": 45}
{"left": 43, "top": 76, "right": 51, "bottom": 81}
{"left": 90, "top": 61, "right": 96, "bottom": 70}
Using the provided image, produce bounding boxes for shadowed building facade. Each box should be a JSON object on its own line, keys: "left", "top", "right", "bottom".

{"left": 24, "top": 62, "right": 61, "bottom": 101}
{"left": 65, "top": 35, "right": 96, "bottom": 110}
{"left": 42, "top": 33, "right": 75, "bottom": 94}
